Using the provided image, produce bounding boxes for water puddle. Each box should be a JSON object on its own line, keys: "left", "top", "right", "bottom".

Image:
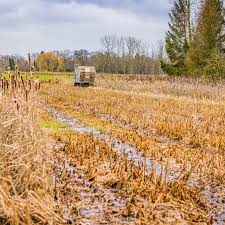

{"left": 203, "top": 186, "right": 225, "bottom": 225}
{"left": 47, "top": 107, "right": 172, "bottom": 180}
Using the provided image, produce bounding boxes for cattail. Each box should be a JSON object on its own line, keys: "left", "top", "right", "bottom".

{"left": 28, "top": 53, "right": 32, "bottom": 78}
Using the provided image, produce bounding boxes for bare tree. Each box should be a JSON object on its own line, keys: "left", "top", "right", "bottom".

{"left": 95, "top": 34, "right": 165, "bottom": 75}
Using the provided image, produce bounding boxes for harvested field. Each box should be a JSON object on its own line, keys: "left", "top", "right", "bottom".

{"left": 40, "top": 74, "right": 224, "bottom": 224}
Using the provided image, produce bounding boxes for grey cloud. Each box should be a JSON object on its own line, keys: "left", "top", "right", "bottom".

{"left": 0, "top": 0, "right": 169, "bottom": 55}
{"left": 42, "top": 0, "right": 169, "bottom": 21}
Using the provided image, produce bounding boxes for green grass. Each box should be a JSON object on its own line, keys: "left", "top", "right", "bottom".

{"left": 33, "top": 74, "right": 55, "bottom": 80}
{"left": 1, "top": 72, "right": 73, "bottom": 81}
{"left": 40, "top": 121, "right": 67, "bottom": 129}
{"left": 33, "top": 73, "right": 73, "bottom": 81}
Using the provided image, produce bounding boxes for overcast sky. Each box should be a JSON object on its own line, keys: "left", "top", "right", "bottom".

{"left": 0, "top": 0, "right": 170, "bottom": 56}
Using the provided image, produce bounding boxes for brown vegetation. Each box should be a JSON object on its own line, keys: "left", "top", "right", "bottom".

{"left": 0, "top": 74, "right": 63, "bottom": 224}
{"left": 40, "top": 74, "right": 225, "bottom": 224}
{"left": 0, "top": 73, "right": 224, "bottom": 224}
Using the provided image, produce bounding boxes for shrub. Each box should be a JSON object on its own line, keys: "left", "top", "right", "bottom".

{"left": 203, "top": 52, "right": 225, "bottom": 79}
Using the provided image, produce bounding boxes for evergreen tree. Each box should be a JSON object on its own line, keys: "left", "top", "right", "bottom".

{"left": 185, "top": 0, "right": 225, "bottom": 77}
{"left": 218, "top": 3, "right": 225, "bottom": 55}
{"left": 161, "top": 0, "right": 191, "bottom": 76}
{"left": 9, "top": 57, "right": 15, "bottom": 71}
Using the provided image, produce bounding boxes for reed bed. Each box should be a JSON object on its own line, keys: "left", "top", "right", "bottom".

{"left": 0, "top": 74, "right": 63, "bottom": 224}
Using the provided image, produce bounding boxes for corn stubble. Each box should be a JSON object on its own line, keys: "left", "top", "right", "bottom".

{"left": 40, "top": 75, "right": 225, "bottom": 224}
{"left": 51, "top": 131, "right": 210, "bottom": 224}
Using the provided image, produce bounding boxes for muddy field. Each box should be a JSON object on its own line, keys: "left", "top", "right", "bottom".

{"left": 39, "top": 74, "right": 225, "bottom": 224}
{"left": 0, "top": 74, "right": 224, "bottom": 224}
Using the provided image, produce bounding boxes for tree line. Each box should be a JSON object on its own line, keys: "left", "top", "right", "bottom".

{"left": 0, "top": 36, "right": 163, "bottom": 75}
{"left": 161, "top": 0, "right": 225, "bottom": 79}
{"left": 0, "top": 55, "right": 29, "bottom": 71}
{"left": 95, "top": 35, "right": 164, "bottom": 75}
